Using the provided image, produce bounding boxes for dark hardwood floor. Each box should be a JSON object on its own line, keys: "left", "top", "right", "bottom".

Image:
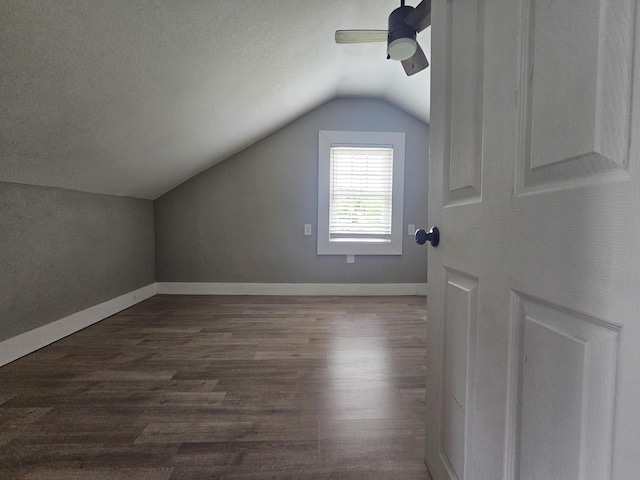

{"left": 0, "top": 295, "right": 430, "bottom": 480}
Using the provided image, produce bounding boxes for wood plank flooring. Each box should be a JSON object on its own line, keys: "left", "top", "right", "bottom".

{"left": 0, "top": 295, "right": 431, "bottom": 480}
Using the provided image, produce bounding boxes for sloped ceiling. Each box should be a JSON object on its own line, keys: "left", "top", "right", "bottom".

{"left": 0, "top": 1, "right": 430, "bottom": 199}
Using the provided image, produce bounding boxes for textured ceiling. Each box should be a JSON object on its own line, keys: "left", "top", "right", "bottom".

{"left": 0, "top": 0, "right": 430, "bottom": 199}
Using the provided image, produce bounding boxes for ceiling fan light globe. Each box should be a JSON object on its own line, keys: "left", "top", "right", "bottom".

{"left": 387, "top": 37, "right": 417, "bottom": 61}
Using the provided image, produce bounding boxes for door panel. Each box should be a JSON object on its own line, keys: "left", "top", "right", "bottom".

{"left": 518, "top": 0, "right": 634, "bottom": 192}
{"left": 426, "top": 0, "right": 640, "bottom": 479}
{"left": 445, "top": 0, "right": 484, "bottom": 205}
{"left": 514, "top": 294, "right": 619, "bottom": 480}
{"left": 442, "top": 270, "right": 478, "bottom": 479}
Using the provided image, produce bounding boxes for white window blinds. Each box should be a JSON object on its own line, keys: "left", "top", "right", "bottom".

{"left": 329, "top": 146, "right": 394, "bottom": 240}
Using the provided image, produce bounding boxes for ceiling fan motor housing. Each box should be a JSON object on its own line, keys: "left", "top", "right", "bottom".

{"left": 387, "top": 5, "right": 417, "bottom": 60}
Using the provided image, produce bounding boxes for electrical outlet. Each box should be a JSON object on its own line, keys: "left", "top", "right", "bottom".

{"left": 347, "top": 255, "right": 355, "bottom": 264}
{"left": 408, "top": 224, "right": 416, "bottom": 236}
{"left": 304, "top": 224, "right": 312, "bottom": 236}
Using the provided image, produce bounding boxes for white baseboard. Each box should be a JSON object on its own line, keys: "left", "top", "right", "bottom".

{"left": 157, "top": 282, "right": 428, "bottom": 296}
{"left": 0, "top": 283, "right": 157, "bottom": 367}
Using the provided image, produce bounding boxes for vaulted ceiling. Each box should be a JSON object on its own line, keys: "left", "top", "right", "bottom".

{"left": 0, "top": 1, "right": 430, "bottom": 199}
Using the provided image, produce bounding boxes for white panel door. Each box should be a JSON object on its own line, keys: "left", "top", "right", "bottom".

{"left": 425, "top": 0, "right": 640, "bottom": 479}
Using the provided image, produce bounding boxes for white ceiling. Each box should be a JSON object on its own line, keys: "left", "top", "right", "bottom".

{"left": 0, "top": 0, "right": 430, "bottom": 199}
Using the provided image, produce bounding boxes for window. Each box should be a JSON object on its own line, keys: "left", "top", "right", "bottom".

{"left": 317, "top": 130, "right": 405, "bottom": 255}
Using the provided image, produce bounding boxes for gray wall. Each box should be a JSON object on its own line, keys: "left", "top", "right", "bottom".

{"left": 0, "top": 182, "right": 155, "bottom": 342}
{"left": 155, "top": 97, "right": 429, "bottom": 283}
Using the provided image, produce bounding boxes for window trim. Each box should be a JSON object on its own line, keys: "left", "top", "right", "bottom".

{"left": 317, "top": 130, "right": 405, "bottom": 256}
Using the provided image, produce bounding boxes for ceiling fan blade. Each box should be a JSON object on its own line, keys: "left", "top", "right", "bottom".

{"left": 404, "top": 0, "right": 432, "bottom": 33}
{"left": 402, "top": 42, "right": 429, "bottom": 76}
{"left": 335, "top": 30, "right": 388, "bottom": 43}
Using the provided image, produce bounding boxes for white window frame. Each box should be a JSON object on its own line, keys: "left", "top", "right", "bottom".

{"left": 317, "top": 130, "right": 405, "bottom": 256}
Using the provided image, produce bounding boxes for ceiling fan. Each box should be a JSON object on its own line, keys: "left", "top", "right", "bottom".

{"left": 335, "top": 0, "right": 431, "bottom": 76}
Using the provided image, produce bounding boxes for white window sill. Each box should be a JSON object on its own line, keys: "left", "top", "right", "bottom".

{"left": 317, "top": 239, "right": 402, "bottom": 256}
